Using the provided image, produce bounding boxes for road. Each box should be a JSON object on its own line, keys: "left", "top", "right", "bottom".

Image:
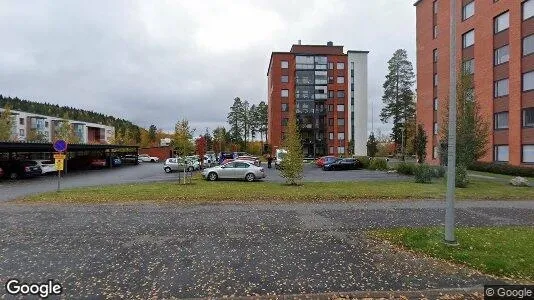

{"left": 1, "top": 200, "right": 532, "bottom": 298}
{"left": 0, "top": 163, "right": 407, "bottom": 202}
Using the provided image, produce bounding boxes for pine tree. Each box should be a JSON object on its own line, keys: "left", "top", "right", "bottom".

{"left": 366, "top": 133, "right": 378, "bottom": 157}
{"left": 414, "top": 124, "right": 428, "bottom": 164}
{"left": 280, "top": 111, "right": 304, "bottom": 185}
{"left": 148, "top": 125, "right": 157, "bottom": 146}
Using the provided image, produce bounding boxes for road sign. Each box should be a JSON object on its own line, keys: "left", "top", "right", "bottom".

{"left": 53, "top": 140, "right": 67, "bottom": 152}
{"left": 55, "top": 159, "right": 64, "bottom": 171}
{"left": 53, "top": 153, "right": 66, "bottom": 160}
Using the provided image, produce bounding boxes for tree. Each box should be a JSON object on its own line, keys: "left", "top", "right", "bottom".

{"left": 174, "top": 119, "right": 195, "bottom": 157}
{"left": 366, "top": 133, "right": 378, "bottom": 157}
{"left": 0, "top": 105, "right": 14, "bottom": 141}
{"left": 195, "top": 136, "right": 207, "bottom": 168}
{"left": 256, "top": 101, "right": 268, "bottom": 144}
{"left": 203, "top": 128, "right": 213, "bottom": 151}
{"left": 227, "top": 97, "right": 244, "bottom": 144}
{"left": 148, "top": 125, "right": 157, "bottom": 146}
{"left": 280, "top": 111, "right": 304, "bottom": 185}
{"left": 55, "top": 114, "right": 81, "bottom": 144}
{"left": 414, "top": 124, "right": 427, "bottom": 164}
{"left": 213, "top": 126, "right": 228, "bottom": 153}
{"left": 380, "top": 49, "right": 416, "bottom": 153}
{"left": 27, "top": 129, "right": 48, "bottom": 143}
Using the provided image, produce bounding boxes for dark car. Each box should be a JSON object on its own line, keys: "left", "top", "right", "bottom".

{"left": 121, "top": 155, "right": 140, "bottom": 165}
{"left": 0, "top": 160, "right": 42, "bottom": 179}
{"left": 315, "top": 156, "right": 337, "bottom": 168}
{"left": 322, "top": 158, "right": 363, "bottom": 171}
{"left": 106, "top": 156, "right": 122, "bottom": 167}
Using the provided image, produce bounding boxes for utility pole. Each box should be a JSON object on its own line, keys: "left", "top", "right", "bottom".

{"left": 445, "top": 0, "right": 458, "bottom": 245}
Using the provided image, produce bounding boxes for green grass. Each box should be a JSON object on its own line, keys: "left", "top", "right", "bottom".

{"left": 370, "top": 227, "right": 534, "bottom": 281}
{"left": 20, "top": 176, "right": 534, "bottom": 203}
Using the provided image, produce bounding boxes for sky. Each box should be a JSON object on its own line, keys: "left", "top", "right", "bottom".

{"left": 0, "top": 0, "right": 416, "bottom": 136}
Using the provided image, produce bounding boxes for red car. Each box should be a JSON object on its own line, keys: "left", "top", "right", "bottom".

{"left": 90, "top": 158, "right": 107, "bottom": 168}
{"left": 315, "top": 156, "right": 337, "bottom": 168}
{"left": 0, "top": 167, "right": 3, "bottom": 178}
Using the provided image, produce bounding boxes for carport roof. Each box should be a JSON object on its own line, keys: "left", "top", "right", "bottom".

{"left": 0, "top": 141, "right": 138, "bottom": 153}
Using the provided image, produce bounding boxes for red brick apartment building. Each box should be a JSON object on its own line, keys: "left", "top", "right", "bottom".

{"left": 267, "top": 42, "right": 368, "bottom": 157}
{"left": 415, "top": 0, "right": 534, "bottom": 166}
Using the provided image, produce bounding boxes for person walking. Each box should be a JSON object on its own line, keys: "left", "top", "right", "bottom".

{"left": 267, "top": 154, "right": 273, "bottom": 169}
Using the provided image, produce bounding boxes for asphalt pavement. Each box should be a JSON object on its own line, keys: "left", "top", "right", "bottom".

{"left": 1, "top": 200, "right": 532, "bottom": 298}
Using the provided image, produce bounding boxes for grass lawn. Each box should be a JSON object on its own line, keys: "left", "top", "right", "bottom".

{"left": 370, "top": 227, "right": 534, "bottom": 281}
{"left": 20, "top": 176, "right": 534, "bottom": 203}
{"left": 469, "top": 170, "right": 534, "bottom": 181}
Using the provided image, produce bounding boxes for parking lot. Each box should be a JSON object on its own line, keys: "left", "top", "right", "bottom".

{"left": 0, "top": 162, "right": 408, "bottom": 202}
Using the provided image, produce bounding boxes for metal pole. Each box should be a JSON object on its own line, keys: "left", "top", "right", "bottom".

{"left": 57, "top": 170, "right": 61, "bottom": 192}
{"left": 445, "top": 0, "right": 458, "bottom": 245}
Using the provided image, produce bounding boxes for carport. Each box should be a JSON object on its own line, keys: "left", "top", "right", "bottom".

{"left": 0, "top": 141, "right": 139, "bottom": 173}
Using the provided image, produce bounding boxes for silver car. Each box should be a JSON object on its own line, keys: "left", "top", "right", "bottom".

{"left": 163, "top": 158, "right": 195, "bottom": 173}
{"left": 201, "top": 160, "right": 266, "bottom": 182}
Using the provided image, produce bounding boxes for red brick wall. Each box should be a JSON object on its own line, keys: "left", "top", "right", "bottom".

{"left": 140, "top": 147, "right": 173, "bottom": 160}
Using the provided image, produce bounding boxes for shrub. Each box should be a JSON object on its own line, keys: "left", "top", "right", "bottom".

{"left": 455, "top": 165, "right": 469, "bottom": 188}
{"left": 469, "top": 161, "right": 534, "bottom": 177}
{"left": 396, "top": 162, "right": 416, "bottom": 175}
{"left": 430, "top": 165, "right": 446, "bottom": 178}
{"left": 369, "top": 158, "right": 388, "bottom": 171}
{"left": 355, "top": 156, "right": 371, "bottom": 169}
{"left": 414, "top": 164, "right": 434, "bottom": 184}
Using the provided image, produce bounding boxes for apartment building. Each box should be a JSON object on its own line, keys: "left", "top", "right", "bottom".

{"left": 415, "top": 0, "right": 534, "bottom": 166}
{"left": 0, "top": 108, "right": 115, "bottom": 144}
{"left": 267, "top": 42, "right": 368, "bottom": 157}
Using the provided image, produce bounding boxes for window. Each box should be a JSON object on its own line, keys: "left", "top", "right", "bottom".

{"left": 336, "top": 62, "right": 345, "bottom": 69}
{"left": 337, "top": 104, "right": 345, "bottom": 112}
{"left": 494, "top": 78, "right": 509, "bottom": 97}
{"left": 338, "top": 118, "right": 345, "bottom": 126}
{"left": 494, "top": 112, "right": 509, "bottom": 129}
{"left": 328, "top": 90, "right": 334, "bottom": 98}
{"left": 462, "top": 1, "right": 474, "bottom": 20}
{"left": 329, "top": 147, "right": 334, "bottom": 154}
{"left": 45, "top": 121, "right": 49, "bottom": 128}
{"left": 329, "top": 132, "right": 334, "bottom": 140}
{"left": 235, "top": 162, "right": 250, "bottom": 168}
{"left": 337, "top": 76, "right": 345, "bottom": 84}
{"left": 494, "top": 12, "right": 509, "bottom": 33}
{"left": 463, "top": 59, "right": 475, "bottom": 74}
{"left": 523, "top": 108, "right": 534, "bottom": 127}
{"left": 494, "top": 145, "right": 509, "bottom": 162}
{"left": 433, "top": 73, "right": 438, "bottom": 86}
{"left": 328, "top": 118, "right": 334, "bottom": 126}
{"left": 433, "top": 0, "right": 438, "bottom": 14}
{"left": 433, "top": 49, "right": 438, "bottom": 62}
{"left": 463, "top": 30, "right": 475, "bottom": 48}
{"left": 281, "top": 89, "right": 289, "bottom": 97}
{"left": 524, "top": 0, "right": 534, "bottom": 20}
{"left": 433, "top": 122, "right": 438, "bottom": 135}
{"left": 328, "top": 104, "right": 334, "bottom": 112}
{"left": 523, "top": 71, "right": 534, "bottom": 91}
{"left": 338, "top": 147, "right": 345, "bottom": 154}
{"left": 328, "top": 76, "right": 334, "bottom": 84}
{"left": 281, "top": 75, "right": 288, "bottom": 83}
{"left": 433, "top": 25, "right": 438, "bottom": 39}
{"left": 350, "top": 62, "right": 354, "bottom": 70}
{"left": 19, "top": 129, "right": 24, "bottom": 136}
{"left": 434, "top": 98, "right": 438, "bottom": 111}
{"left": 281, "top": 103, "right": 288, "bottom": 112}
{"left": 522, "top": 145, "right": 534, "bottom": 163}
{"left": 337, "top": 90, "right": 345, "bottom": 98}
{"left": 328, "top": 62, "right": 334, "bottom": 69}
{"left": 523, "top": 35, "right": 534, "bottom": 56}
{"left": 494, "top": 45, "right": 509, "bottom": 65}
{"left": 338, "top": 132, "right": 345, "bottom": 140}
{"left": 19, "top": 118, "right": 24, "bottom": 125}
{"left": 282, "top": 118, "right": 288, "bottom": 126}
{"left": 433, "top": 146, "right": 438, "bottom": 159}
{"left": 281, "top": 61, "right": 288, "bottom": 69}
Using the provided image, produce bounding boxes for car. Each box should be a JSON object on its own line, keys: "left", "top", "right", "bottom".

{"left": 106, "top": 156, "right": 122, "bottom": 167}
{"left": 121, "top": 155, "right": 140, "bottom": 164}
{"left": 34, "top": 160, "right": 57, "bottom": 174}
{"left": 163, "top": 158, "right": 195, "bottom": 173}
{"left": 235, "top": 155, "right": 261, "bottom": 166}
{"left": 322, "top": 158, "right": 363, "bottom": 171}
{"left": 221, "top": 158, "right": 234, "bottom": 165}
{"left": 0, "top": 160, "right": 42, "bottom": 179}
{"left": 90, "top": 158, "right": 107, "bottom": 169}
{"left": 0, "top": 167, "right": 4, "bottom": 178}
{"left": 138, "top": 154, "right": 159, "bottom": 162}
{"left": 201, "top": 160, "right": 266, "bottom": 182}
{"left": 315, "top": 156, "right": 337, "bottom": 168}
{"left": 274, "top": 149, "right": 287, "bottom": 169}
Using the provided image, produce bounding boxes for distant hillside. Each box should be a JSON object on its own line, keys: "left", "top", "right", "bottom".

{"left": 0, "top": 94, "right": 141, "bottom": 144}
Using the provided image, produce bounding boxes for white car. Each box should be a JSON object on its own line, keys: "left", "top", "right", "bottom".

{"left": 34, "top": 160, "right": 57, "bottom": 174}
{"left": 138, "top": 154, "right": 159, "bottom": 162}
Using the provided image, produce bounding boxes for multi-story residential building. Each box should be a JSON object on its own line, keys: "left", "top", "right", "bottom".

{"left": 0, "top": 108, "right": 115, "bottom": 144}
{"left": 267, "top": 42, "right": 368, "bottom": 157}
{"left": 415, "top": 0, "right": 534, "bottom": 166}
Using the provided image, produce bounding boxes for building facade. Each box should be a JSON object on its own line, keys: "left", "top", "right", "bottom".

{"left": 0, "top": 108, "right": 115, "bottom": 144}
{"left": 267, "top": 42, "right": 368, "bottom": 157}
{"left": 415, "top": 0, "right": 534, "bottom": 166}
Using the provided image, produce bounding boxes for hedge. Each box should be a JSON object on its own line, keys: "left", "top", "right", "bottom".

{"left": 469, "top": 161, "right": 534, "bottom": 177}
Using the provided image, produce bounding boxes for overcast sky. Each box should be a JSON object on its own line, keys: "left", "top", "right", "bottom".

{"left": 0, "top": 0, "right": 416, "bottom": 135}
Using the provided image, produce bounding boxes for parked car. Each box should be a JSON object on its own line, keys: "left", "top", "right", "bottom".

{"left": 202, "top": 160, "right": 266, "bottom": 182}
{"left": 34, "top": 160, "right": 57, "bottom": 174}
{"left": 0, "top": 167, "right": 4, "bottom": 178}
{"left": 138, "top": 154, "right": 159, "bottom": 162}
{"left": 106, "top": 156, "right": 122, "bottom": 167}
{"left": 322, "top": 158, "right": 363, "bottom": 171}
{"left": 121, "top": 155, "right": 140, "bottom": 164}
{"left": 221, "top": 158, "right": 234, "bottom": 165}
{"left": 184, "top": 156, "right": 201, "bottom": 170}
{"left": 90, "top": 158, "right": 107, "bottom": 169}
{"left": 236, "top": 155, "right": 261, "bottom": 166}
{"left": 0, "top": 160, "right": 42, "bottom": 179}
{"left": 274, "top": 149, "right": 287, "bottom": 169}
{"left": 163, "top": 158, "right": 195, "bottom": 173}
{"left": 315, "top": 156, "right": 337, "bottom": 168}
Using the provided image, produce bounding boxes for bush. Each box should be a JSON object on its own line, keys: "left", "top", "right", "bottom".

{"left": 355, "top": 156, "right": 371, "bottom": 169}
{"left": 455, "top": 165, "right": 469, "bottom": 188}
{"left": 414, "top": 164, "right": 434, "bottom": 183}
{"left": 369, "top": 158, "right": 388, "bottom": 171}
{"left": 396, "top": 162, "right": 416, "bottom": 175}
{"left": 469, "top": 161, "right": 534, "bottom": 177}
{"left": 430, "top": 166, "right": 446, "bottom": 178}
